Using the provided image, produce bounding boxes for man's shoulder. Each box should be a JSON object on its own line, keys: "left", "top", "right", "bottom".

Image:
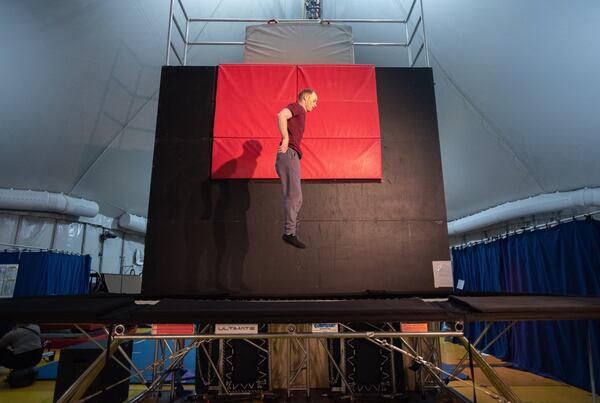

{"left": 287, "top": 102, "right": 304, "bottom": 116}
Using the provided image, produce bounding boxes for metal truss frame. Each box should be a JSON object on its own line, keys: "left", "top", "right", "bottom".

{"left": 50, "top": 321, "right": 536, "bottom": 403}
{"left": 165, "top": 0, "right": 430, "bottom": 67}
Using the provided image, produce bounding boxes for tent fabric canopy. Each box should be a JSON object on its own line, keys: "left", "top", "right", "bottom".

{"left": 0, "top": 0, "right": 599, "bottom": 220}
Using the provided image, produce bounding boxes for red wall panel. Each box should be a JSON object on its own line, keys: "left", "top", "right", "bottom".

{"left": 302, "top": 138, "right": 382, "bottom": 179}
{"left": 215, "top": 64, "right": 296, "bottom": 101}
{"left": 212, "top": 64, "right": 381, "bottom": 179}
{"left": 297, "top": 64, "right": 378, "bottom": 101}
{"left": 302, "top": 101, "right": 381, "bottom": 139}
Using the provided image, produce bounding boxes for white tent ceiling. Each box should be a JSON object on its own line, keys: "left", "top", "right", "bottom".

{"left": 1, "top": 0, "right": 599, "bottom": 221}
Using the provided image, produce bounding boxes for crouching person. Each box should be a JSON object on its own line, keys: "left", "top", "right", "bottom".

{"left": 0, "top": 324, "right": 43, "bottom": 387}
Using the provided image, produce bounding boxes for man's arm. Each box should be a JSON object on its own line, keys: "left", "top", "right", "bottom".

{"left": 277, "top": 108, "right": 293, "bottom": 153}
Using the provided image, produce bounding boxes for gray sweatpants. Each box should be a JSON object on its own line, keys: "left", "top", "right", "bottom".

{"left": 275, "top": 148, "right": 302, "bottom": 235}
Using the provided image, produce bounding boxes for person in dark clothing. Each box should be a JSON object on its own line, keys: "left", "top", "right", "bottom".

{"left": 275, "top": 88, "right": 318, "bottom": 249}
{"left": 0, "top": 324, "right": 43, "bottom": 370}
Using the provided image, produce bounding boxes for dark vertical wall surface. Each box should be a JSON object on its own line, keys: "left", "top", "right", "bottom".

{"left": 142, "top": 66, "right": 449, "bottom": 297}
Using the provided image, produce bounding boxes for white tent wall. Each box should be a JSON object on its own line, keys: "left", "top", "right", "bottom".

{"left": 0, "top": 211, "right": 144, "bottom": 275}
{"left": 424, "top": 0, "right": 600, "bottom": 220}
{"left": 53, "top": 221, "right": 84, "bottom": 253}
{"left": 0, "top": 215, "right": 19, "bottom": 246}
{"left": 0, "top": 0, "right": 167, "bottom": 218}
{"left": 15, "top": 216, "right": 54, "bottom": 249}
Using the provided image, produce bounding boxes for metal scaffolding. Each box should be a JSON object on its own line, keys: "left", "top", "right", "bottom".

{"left": 50, "top": 321, "right": 532, "bottom": 403}
{"left": 165, "top": 0, "right": 430, "bottom": 67}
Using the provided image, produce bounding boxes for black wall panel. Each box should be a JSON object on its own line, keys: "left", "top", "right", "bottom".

{"left": 54, "top": 341, "right": 133, "bottom": 402}
{"left": 142, "top": 66, "right": 449, "bottom": 297}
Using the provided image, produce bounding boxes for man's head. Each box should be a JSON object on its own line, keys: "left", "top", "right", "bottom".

{"left": 298, "top": 88, "right": 318, "bottom": 112}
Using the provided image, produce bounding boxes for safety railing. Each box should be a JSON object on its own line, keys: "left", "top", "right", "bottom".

{"left": 166, "top": 0, "right": 430, "bottom": 67}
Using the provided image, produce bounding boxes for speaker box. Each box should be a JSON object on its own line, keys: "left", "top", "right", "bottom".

{"left": 53, "top": 341, "right": 133, "bottom": 403}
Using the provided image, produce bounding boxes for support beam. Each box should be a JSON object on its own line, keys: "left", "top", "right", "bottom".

{"left": 457, "top": 336, "right": 522, "bottom": 403}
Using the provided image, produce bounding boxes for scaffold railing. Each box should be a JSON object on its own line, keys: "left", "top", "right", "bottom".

{"left": 165, "top": 0, "right": 430, "bottom": 67}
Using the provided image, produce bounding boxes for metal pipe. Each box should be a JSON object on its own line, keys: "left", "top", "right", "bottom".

{"left": 0, "top": 242, "right": 57, "bottom": 252}
{"left": 80, "top": 223, "right": 87, "bottom": 255}
{"left": 176, "top": 0, "right": 189, "bottom": 21}
{"left": 50, "top": 219, "right": 57, "bottom": 250}
{"left": 396, "top": 337, "right": 446, "bottom": 389}
{"left": 130, "top": 340, "right": 201, "bottom": 403}
{"left": 172, "top": 15, "right": 186, "bottom": 43}
{"left": 187, "top": 17, "right": 408, "bottom": 23}
{"left": 448, "top": 322, "right": 494, "bottom": 380}
{"left": 170, "top": 42, "right": 184, "bottom": 65}
{"left": 188, "top": 40, "right": 245, "bottom": 45}
{"left": 183, "top": 15, "right": 189, "bottom": 65}
{"left": 101, "top": 325, "right": 114, "bottom": 400}
{"left": 410, "top": 42, "right": 424, "bottom": 67}
{"left": 480, "top": 321, "right": 516, "bottom": 354}
{"left": 99, "top": 326, "right": 149, "bottom": 387}
{"left": 419, "top": 0, "right": 431, "bottom": 67}
{"left": 449, "top": 188, "right": 600, "bottom": 237}
{"left": 115, "top": 331, "right": 461, "bottom": 340}
{"left": 588, "top": 323, "right": 597, "bottom": 403}
{"left": 98, "top": 232, "right": 104, "bottom": 274}
{"left": 0, "top": 188, "right": 98, "bottom": 217}
{"left": 200, "top": 342, "right": 230, "bottom": 394}
{"left": 12, "top": 215, "right": 22, "bottom": 245}
{"left": 405, "top": 18, "right": 412, "bottom": 67}
{"left": 163, "top": 339, "right": 174, "bottom": 356}
{"left": 318, "top": 338, "right": 354, "bottom": 394}
{"left": 454, "top": 209, "right": 600, "bottom": 248}
{"left": 268, "top": 328, "right": 273, "bottom": 394}
{"left": 165, "top": 0, "right": 175, "bottom": 65}
{"left": 169, "top": 341, "right": 178, "bottom": 400}
{"left": 408, "top": 16, "right": 422, "bottom": 46}
{"left": 405, "top": 0, "right": 418, "bottom": 23}
{"left": 189, "top": 18, "right": 297, "bottom": 22}
{"left": 287, "top": 335, "right": 292, "bottom": 396}
{"left": 326, "top": 18, "right": 406, "bottom": 23}
{"left": 151, "top": 340, "right": 159, "bottom": 382}
{"left": 242, "top": 338, "right": 269, "bottom": 354}
{"left": 353, "top": 42, "right": 407, "bottom": 46}
{"left": 306, "top": 338, "right": 311, "bottom": 397}
{"left": 380, "top": 336, "right": 503, "bottom": 401}
{"left": 118, "top": 234, "right": 125, "bottom": 284}
{"left": 73, "top": 324, "right": 144, "bottom": 385}
{"left": 288, "top": 338, "right": 308, "bottom": 386}
{"left": 457, "top": 336, "right": 523, "bottom": 403}
{"left": 79, "top": 375, "right": 133, "bottom": 402}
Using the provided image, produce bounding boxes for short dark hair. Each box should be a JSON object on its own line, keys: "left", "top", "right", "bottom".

{"left": 298, "top": 88, "right": 314, "bottom": 101}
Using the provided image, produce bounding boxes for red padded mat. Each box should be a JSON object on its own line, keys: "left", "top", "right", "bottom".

{"left": 212, "top": 64, "right": 381, "bottom": 179}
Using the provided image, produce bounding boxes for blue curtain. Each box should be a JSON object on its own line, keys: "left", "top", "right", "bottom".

{"left": 452, "top": 219, "right": 600, "bottom": 392}
{"left": 0, "top": 252, "right": 20, "bottom": 265}
{"left": 12, "top": 252, "right": 91, "bottom": 297}
{"left": 451, "top": 241, "right": 510, "bottom": 360}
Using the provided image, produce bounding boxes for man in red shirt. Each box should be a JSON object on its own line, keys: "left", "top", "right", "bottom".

{"left": 275, "top": 88, "right": 318, "bottom": 248}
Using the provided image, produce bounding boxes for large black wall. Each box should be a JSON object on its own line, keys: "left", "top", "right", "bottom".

{"left": 142, "top": 66, "right": 449, "bottom": 297}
